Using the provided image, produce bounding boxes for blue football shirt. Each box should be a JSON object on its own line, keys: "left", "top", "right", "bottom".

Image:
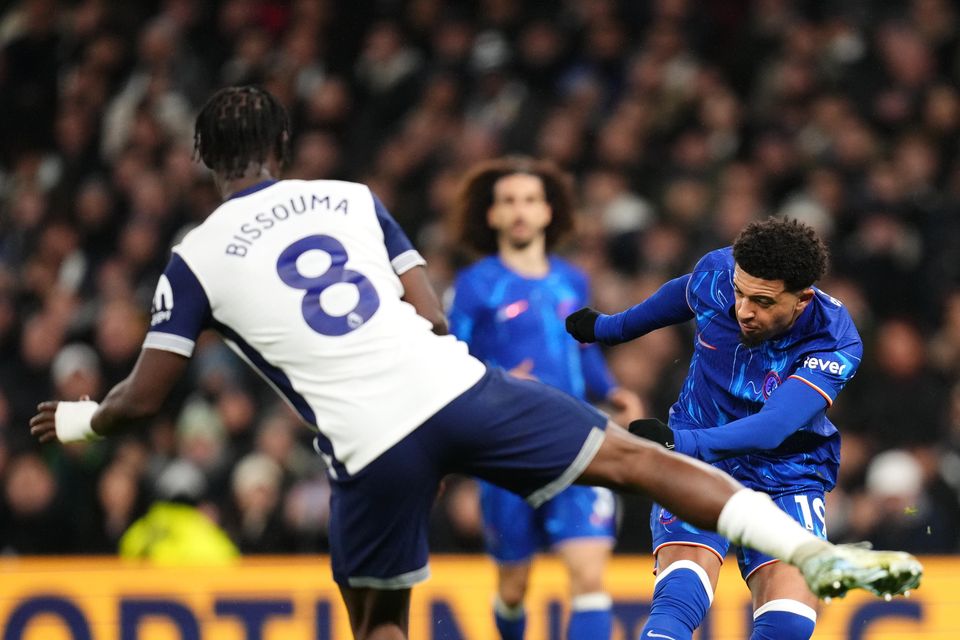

{"left": 448, "top": 256, "right": 615, "bottom": 402}
{"left": 676, "top": 248, "right": 861, "bottom": 491}
{"left": 597, "top": 247, "right": 862, "bottom": 493}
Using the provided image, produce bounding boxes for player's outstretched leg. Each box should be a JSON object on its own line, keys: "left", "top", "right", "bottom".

{"left": 577, "top": 426, "right": 923, "bottom": 600}
{"left": 792, "top": 543, "right": 923, "bottom": 600}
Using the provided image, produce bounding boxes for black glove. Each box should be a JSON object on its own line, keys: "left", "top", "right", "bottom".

{"left": 565, "top": 307, "right": 600, "bottom": 343}
{"left": 628, "top": 418, "right": 675, "bottom": 450}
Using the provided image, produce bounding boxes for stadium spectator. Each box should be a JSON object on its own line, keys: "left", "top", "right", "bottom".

{"left": 224, "top": 453, "right": 290, "bottom": 554}
{"left": 847, "top": 317, "right": 948, "bottom": 450}
{"left": 0, "top": 451, "right": 75, "bottom": 554}
{"left": 119, "top": 458, "right": 239, "bottom": 564}
{"left": 851, "top": 449, "right": 959, "bottom": 554}
{"left": 83, "top": 459, "right": 145, "bottom": 553}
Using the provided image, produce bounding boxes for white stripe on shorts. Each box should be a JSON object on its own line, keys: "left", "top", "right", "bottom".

{"left": 526, "top": 426, "right": 605, "bottom": 508}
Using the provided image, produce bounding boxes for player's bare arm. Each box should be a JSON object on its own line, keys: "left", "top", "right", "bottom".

{"left": 30, "top": 347, "right": 189, "bottom": 443}
{"left": 400, "top": 265, "right": 448, "bottom": 336}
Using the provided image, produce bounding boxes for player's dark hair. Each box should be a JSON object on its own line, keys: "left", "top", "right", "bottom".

{"left": 454, "top": 155, "right": 575, "bottom": 255}
{"left": 733, "top": 217, "right": 829, "bottom": 291}
{"left": 194, "top": 86, "right": 291, "bottom": 180}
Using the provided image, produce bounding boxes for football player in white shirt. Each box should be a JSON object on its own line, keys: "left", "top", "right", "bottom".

{"left": 31, "top": 86, "right": 921, "bottom": 640}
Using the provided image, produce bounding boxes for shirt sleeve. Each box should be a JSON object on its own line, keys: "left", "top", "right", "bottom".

{"left": 594, "top": 274, "right": 694, "bottom": 344}
{"left": 570, "top": 267, "right": 617, "bottom": 398}
{"left": 580, "top": 343, "right": 617, "bottom": 400}
{"left": 372, "top": 192, "right": 426, "bottom": 275}
{"left": 673, "top": 377, "right": 829, "bottom": 462}
{"left": 447, "top": 273, "right": 483, "bottom": 345}
{"left": 142, "top": 253, "right": 211, "bottom": 357}
{"left": 787, "top": 342, "right": 863, "bottom": 406}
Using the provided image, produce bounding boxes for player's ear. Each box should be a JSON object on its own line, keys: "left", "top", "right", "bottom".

{"left": 796, "top": 288, "right": 815, "bottom": 311}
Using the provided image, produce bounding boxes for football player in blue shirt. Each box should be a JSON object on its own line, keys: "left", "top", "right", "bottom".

{"left": 448, "top": 156, "right": 643, "bottom": 640}
{"left": 567, "top": 218, "right": 862, "bottom": 640}
{"left": 32, "top": 87, "right": 921, "bottom": 640}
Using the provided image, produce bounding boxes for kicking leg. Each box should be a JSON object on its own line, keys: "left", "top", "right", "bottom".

{"left": 339, "top": 586, "right": 411, "bottom": 640}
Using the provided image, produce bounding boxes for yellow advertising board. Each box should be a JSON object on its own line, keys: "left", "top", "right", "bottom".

{"left": 0, "top": 556, "right": 957, "bottom": 639}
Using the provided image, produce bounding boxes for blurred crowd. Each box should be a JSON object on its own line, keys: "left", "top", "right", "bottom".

{"left": 2, "top": 0, "right": 960, "bottom": 559}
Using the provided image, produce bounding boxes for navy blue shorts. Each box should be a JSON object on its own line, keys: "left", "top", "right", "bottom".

{"left": 327, "top": 367, "right": 608, "bottom": 588}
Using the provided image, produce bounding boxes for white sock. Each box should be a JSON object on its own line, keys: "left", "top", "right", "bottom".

{"left": 570, "top": 592, "right": 612, "bottom": 611}
{"left": 494, "top": 595, "right": 525, "bottom": 620}
{"left": 753, "top": 598, "right": 817, "bottom": 623}
{"left": 717, "top": 489, "right": 830, "bottom": 565}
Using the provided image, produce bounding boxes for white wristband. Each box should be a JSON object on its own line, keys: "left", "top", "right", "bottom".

{"left": 55, "top": 401, "right": 102, "bottom": 443}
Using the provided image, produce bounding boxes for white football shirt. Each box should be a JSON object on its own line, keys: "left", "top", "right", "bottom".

{"left": 145, "top": 179, "right": 485, "bottom": 475}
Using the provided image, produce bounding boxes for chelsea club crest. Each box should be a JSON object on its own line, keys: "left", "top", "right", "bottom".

{"left": 762, "top": 371, "right": 781, "bottom": 398}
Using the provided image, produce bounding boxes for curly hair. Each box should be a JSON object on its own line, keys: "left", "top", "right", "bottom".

{"left": 194, "top": 86, "right": 291, "bottom": 180}
{"left": 453, "top": 156, "right": 575, "bottom": 255}
{"left": 732, "top": 217, "right": 829, "bottom": 291}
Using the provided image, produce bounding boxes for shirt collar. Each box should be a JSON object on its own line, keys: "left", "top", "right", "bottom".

{"left": 227, "top": 179, "right": 278, "bottom": 200}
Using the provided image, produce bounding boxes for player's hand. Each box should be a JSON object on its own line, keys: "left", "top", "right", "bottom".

{"left": 628, "top": 418, "right": 675, "bottom": 450}
{"left": 566, "top": 307, "right": 600, "bottom": 343}
{"left": 607, "top": 387, "right": 644, "bottom": 426}
{"left": 30, "top": 397, "right": 101, "bottom": 444}
{"left": 29, "top": 401, "right": 61, "bottom": 444}
{"left": 508, "top": 359, "right": 538, "bottom": 381}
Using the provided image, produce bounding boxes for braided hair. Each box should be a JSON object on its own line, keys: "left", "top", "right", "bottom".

{"left": 193, "top": 86, "right": 291, "bottom": 180}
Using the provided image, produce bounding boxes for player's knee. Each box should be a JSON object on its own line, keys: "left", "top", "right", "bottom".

{"left": 568, "top": 571, "right": 604, "bottom": 596}
{"left": 565, "top": 558, "right": 607, "bottom": 594}
{"left": 751, "top": 599, "right": 816, "bottom": 640}
{"left": 498, "top": 589, "right": 525, "bottom": 608}
{"left": 497, "top": 573, "right": 529, "bottom": 607}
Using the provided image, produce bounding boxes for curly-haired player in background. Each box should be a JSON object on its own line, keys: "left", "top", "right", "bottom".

{"left": 32, "top": 87, "right": 921, "bottom": 640}
{"left": 448, "top": 156, "right": 643, "bottom": 639}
